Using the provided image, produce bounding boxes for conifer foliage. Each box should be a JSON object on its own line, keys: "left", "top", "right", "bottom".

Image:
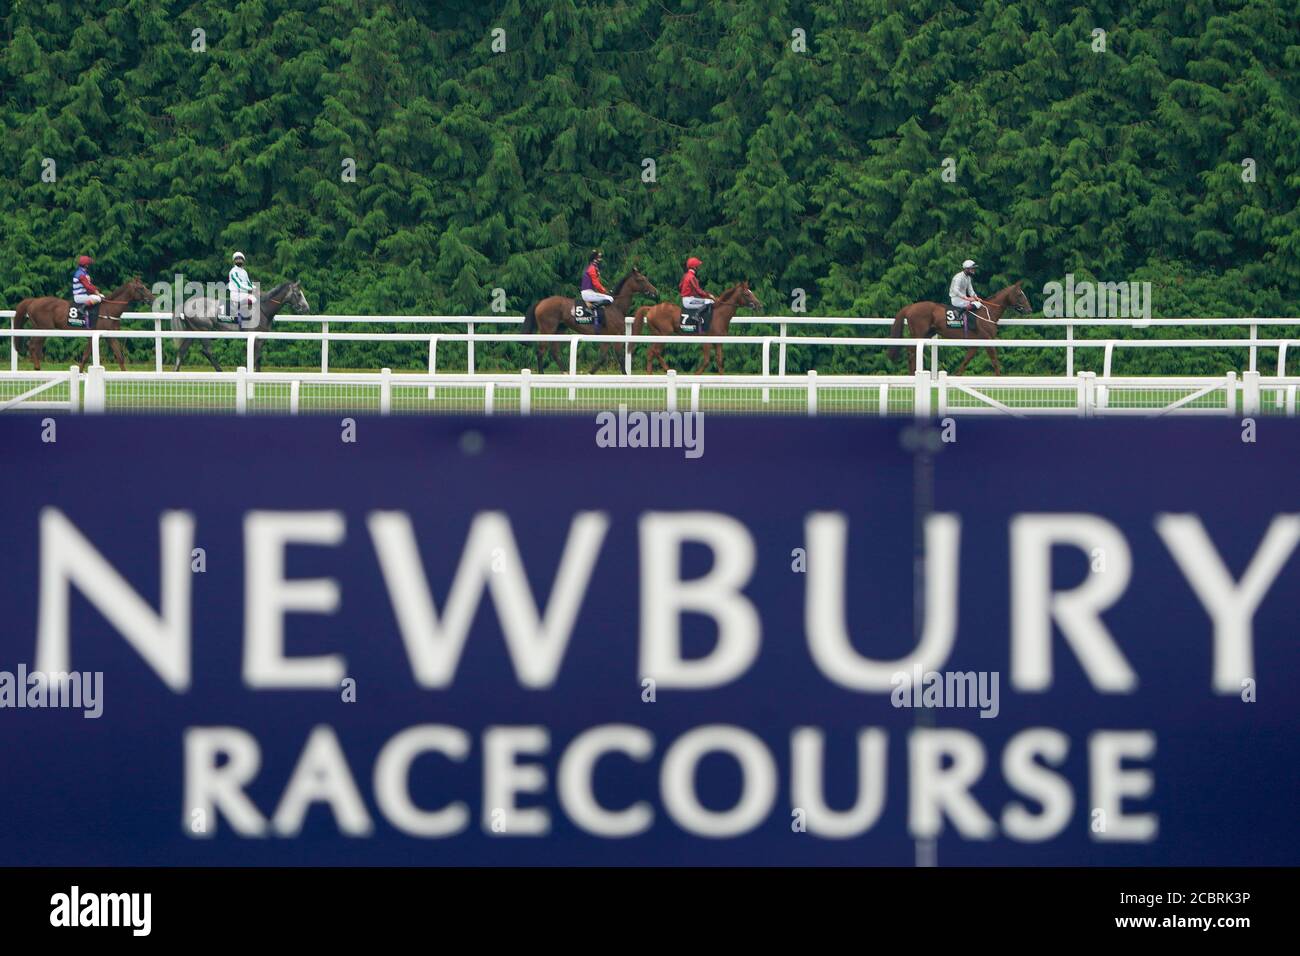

{"left": 2, "top": 1, "right": 1296, "bottom": 373}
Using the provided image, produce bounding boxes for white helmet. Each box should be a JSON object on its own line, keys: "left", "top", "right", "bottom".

{"left": 233, "top": 251, "right": 245, "bottom": 262}
{"left": 962, "top": 259, "right": 976, "bottom": 270}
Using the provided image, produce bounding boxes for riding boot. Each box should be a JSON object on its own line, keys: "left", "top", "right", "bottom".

{"left": 87, "top": 303, "right": 99, "bottom": 330}
{"left": 594, "top": 305, "right": 605, "bottom": 329}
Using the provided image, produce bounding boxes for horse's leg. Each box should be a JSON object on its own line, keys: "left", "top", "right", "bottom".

{"left": 174, "top": 337, "right": 190, "bottom": 372}
{"left": 31, "top": 336, "right": 43, "bottom": 371}
{"left": 111, "top": 337, "right": 127, "bottom": 371}
{"left": 956, "top": 347, "right": 977, "bottom": 375}
{"left": 988, "top": 346, "right": 1001, "bottom": 376}
{"left": 694, "top": 344, "right": 711, "bottom": 374}
{"left": 657, "top": 344, "right": 670, "bottom": 373}
{"left": 201, "top": 339, "right": 222, "bottom": 372}
{"left": 717, "top": 344, "right": 724, "bottom": 375}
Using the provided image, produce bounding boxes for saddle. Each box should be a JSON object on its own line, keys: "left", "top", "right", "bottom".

{"left": 680, "top": 304, "right": 712, "bottom": 333}
{"left": 572, "top": 302, "right": 604, "bottom": 327}
{"left": 65, "top": 303, "right": 97, "bottom": 329}
{"left": 947, "top": 307, "right": 983, "bottom": 332}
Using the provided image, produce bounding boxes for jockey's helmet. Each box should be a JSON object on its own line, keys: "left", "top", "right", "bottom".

{"left": 77, "top": 255, "right": 92, "bottom": 267}
{"left": 962, "top": 259, "right": 977, "bottom": 272}
{"left": 589, "top": 249, "right": 603, "bottom": 262}
{"left": 233, "top": 251, "right": 245, "bottom": 263}
{"left": 686, "top": 256, "right": 702, "bottom": 270}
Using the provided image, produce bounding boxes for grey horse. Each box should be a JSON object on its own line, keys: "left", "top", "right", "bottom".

{"left": 171, "top": 279, "right": 310, "bottom": 372}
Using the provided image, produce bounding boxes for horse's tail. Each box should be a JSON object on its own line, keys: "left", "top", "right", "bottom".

{"left": 11, "top": 299, "right": 30, "bottom": 355}
{"left": 632, "top": 305, "right": 648, "bottom": 337}
{"left": 522, "top": 302, "right": 536, "bottom": 334}
{"left": 887, "top": 309, "right": 906, "bottom": 361}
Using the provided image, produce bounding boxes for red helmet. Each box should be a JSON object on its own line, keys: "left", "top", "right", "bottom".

{"left": 78, "top": 255, "right": 93, "bottom": 267}
{"left": 686, "top": 256, "right": 702, "bottom": 270}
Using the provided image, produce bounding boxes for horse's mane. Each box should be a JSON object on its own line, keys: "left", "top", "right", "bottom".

{"left": 716, "top": 282, "right": 745, "bottom": 302}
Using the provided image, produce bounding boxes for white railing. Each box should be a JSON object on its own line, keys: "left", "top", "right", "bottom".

{"left": 5, "top": 365, "right": 1296, "bottom": 417}
{"left": 5, "top": 312, "right": 1300, "bottom": 377}
{"left": 2, "top": 327, "right": 1295, "bottom": 386}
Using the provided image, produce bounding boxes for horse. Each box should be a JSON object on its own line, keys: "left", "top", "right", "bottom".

{"left": 171, "top": 280, "right": 310, "bottom": 372}
{"left": 888, "top": 281, "right": 1032, "bottom": 375}
{"left": 11, "top": 277, "right": 155, "bottom": 371}
{"left": 631, "top": 281, "right": 763, "bottom": 373}
{"left": 522, "top": 268, "right": 658, "bottom": 372}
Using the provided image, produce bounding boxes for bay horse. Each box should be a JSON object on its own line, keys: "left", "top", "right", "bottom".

{"left": 523, "top": 268, "right": 658, "bottom": 372}
{"left": 11, "top": 277, "right": 154, "bottom": 371}
{"left": 631, "top": 281, "right": 762, "bottom": 373}
{"left": 888, "top": 281, "right": 1032, "bottom": 375}
{"left": 171, "top": 280, "right": 309, "bottom": 371}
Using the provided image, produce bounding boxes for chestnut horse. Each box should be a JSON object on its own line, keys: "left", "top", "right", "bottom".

{"left": 631, "top": 281, "right": 763, "bottom": 373}
{"left": 888, "top": 281, "right": 1032, "bottom": 375}
{"left": 523, "top": 268, "right": 658, "bottom": 372}
{"left": 11, "top": 277, "right": 155, "bottom": 371}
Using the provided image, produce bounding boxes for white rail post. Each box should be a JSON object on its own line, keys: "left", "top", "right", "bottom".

{"left": 936, "top": 371, "right": 948, "bottom": 417}
{"left": 1066, "top": 322, "right": 1074, "bottom": 377}
{"left": 568, "top": 338, "right": 579, "bottom": 401}
{"left": 68, "top": 365, "right": 81, "bottom": 413}
{"left": 1075, "top": 371, "right": 1088, "bottom": 417}
{"left": 154, "top": 316, "right": 163, "bottom": 373}
{"left": 666, "top": 369, "right": 677, "bottom": 412}
{"left": 1098, "top": 341, "right": 1114, "bottom": 408}
{"left": 1224, "top": 371, "right": 1237, "bottom": 416}
{"left": 807, "top": 369, "right": 818, "bottom": 416}
{"left": 9, "top": 315, "right": 16, "bottom": 371}
{"left": 245, "top": 333, "right": 257, "bottom": 400}
{"left": 1248, "top": 323, "right": 1257, "bottom": 373}
{"left": 92, "top": 332, "right": 101, "bottom": 367}
{"left": 321, "top": 320, "right": 330, "bottom": 373}
{"left": 878, "top": 382, "right": 889, "bottom": 417}
{"left": 761, "top": 339, "right": 771, "bottom": 403}
{"left": 914, "top": 341, "right": 924, "bottom": 372}
{"left": 690, "top": 381, "right": 700, "bottom": 413}
{"left": 1242, "top": 371, "right": 1260, "bottom": 417}
{"left": 520, "top": 368, "right": 531, "bottom": 416}
{"left": 84, "top": 364, "right": 105, "bottom": 413}
{"left": 235, "top": 366, "right": 247, "bottom": 415}
{"left": 290, "top": 379, "right": 300, "bottom": 415}
{"left": 1287, "top": 385, "right": 1297, "bottom": 416}
{"left": 380, "top": 367, "right": 392, "bottom": 415}
{"left": 427, "top": 335, "right": 439, "bottom": 400}
{"left": 1277, "top": 342, "right": 1289, "bottom": 377}
{"left": 624, "top": 331, "right": 632, "bottom": 375}
{"left": 1080, "top": 371, "right": 1096, "bottom": 418}
{"left": 914, "top": 368, "right": 931, "bottom": 418}
{"left": 778, "top": 322, "right": 788, "bottom": 380}
{"left": 84, "top": 364, "right": 106, "bottom": 413}
{"left": 467, "top": 321, "right": 476, "bottom": 375}
{"left": 929, "top": 340, "right": 939, "bottom": 381}
{"left": 484, "top": 380, "right": 494, "bottom": 415}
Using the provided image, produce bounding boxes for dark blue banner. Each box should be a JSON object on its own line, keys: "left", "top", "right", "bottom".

{"left": 0, "top": 415, "right": 1295, "bottom": 866}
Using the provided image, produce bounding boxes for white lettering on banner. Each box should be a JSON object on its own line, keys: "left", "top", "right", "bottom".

{"left": 180, "top": 723, "right": 1155, "bottom": 843}
{"left": 26, "top": 506, "right": 1294, "bottom": 848}
{"left": 32, "top": 508, "right": 1295, "bottom": 695}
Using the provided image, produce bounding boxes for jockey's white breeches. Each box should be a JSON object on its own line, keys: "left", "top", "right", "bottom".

{"left": 581, "top": 290, "right": 613, "bottom": 305}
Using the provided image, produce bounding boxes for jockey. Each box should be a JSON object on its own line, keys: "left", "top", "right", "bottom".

{"left": 949, "top": 259, "right": 982, "bottom": 329}
{"left": 71, "top": 255, "right": 102, "bottom": 329}
{"left": 228, "top": 251, "right": 257, "bottom": 327}
{"left": 679, "top": 256, "right": 714, "bottom": 332}
{"left": 579, "top": 250, "right": 613, "bottom": 326}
